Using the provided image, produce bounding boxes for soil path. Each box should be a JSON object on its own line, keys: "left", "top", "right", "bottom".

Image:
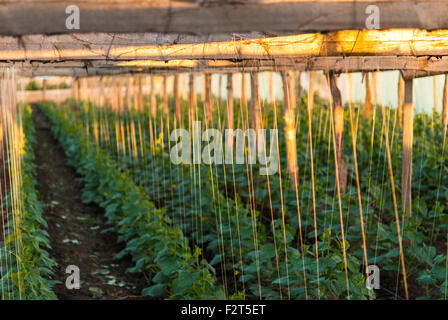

{"left": 32, "top": 105, "right": 148, "bottom": 300}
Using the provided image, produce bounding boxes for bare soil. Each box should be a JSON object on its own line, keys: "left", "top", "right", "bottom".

{"left": 32, "top": 105, "right": 150, "bottom": 300}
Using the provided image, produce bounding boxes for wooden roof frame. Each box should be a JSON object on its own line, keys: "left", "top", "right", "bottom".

{"left": 2, "top": 1, "right": 448, "bottom": 77}
{"left": 2, "top": 1, "right": 448, "bottom": 36}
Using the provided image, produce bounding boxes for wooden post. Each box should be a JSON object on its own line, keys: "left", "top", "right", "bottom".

{"left": 75, "top": 78, "right": 81, "bottom": 101}
{"left": 308, "top": 72, "right": 314, "bottom": 113}
{"left": 364, "top": 72, "right": 372, "bottom": 120}
{"left": 402, "top": 76, "right": 414, "bottom": 217}
{"left": 443, "top": 74, "right": 448, "bottom": 128}
{"left": 268, "top": 72, "right": 275, "bottom": 104}
{"left": 241, "top": 73, "right": 248, "bottom": 107}
{"left": 150, "top": 76, "right": 157, "bottom": 118}
{"left": 118, "top": 77, "right": 123, "bottom": 111}
{"left": 132, "top": 76, "right": 138, "bottom": 109}
{"left": 372, "top": 72, "right": 378, "bottom": 107}
{"left": 398, "top": 74, "right": 405, "bottom": 128}
{"left": 189, "top": 74, "right": 196, "bottom": 121}
{"left": 434, "top": 76, "right": 439, "bottom": 114}
{"left": 250, "top": 72, "right": 262, "bottom": 131}
{"left": 89, "top": 77, "right": 96, "bottom": 104}
{"left": 227, "top": 74, "right": 234, "bottom": 130}
{"left": 204, "top": 73, "right": 213, "bottom": 124}
{"left": 296, "top": 71, "right": 302, "bottom": 98}
{"left": 162, "top": 75, "right": 168, "bottom": 116}
{"left": 201, "top": 74, "right": 206, "bottom": 102}
{"left": 42, "top": 79, "right": 47, "bottom": 102}
{"left": 174, "top": 74, "right": 181, "bottom": 123}
{"left": 138, "top": 76, "right": 143, "bottom": 111}
{"left": 329, "top": 73, "right": 347, "bottom": 194}
{"left": 281, "top": 71, "right": 298, "bottom": 182}
{"left": 99, "top": 76, "right": 104, "bottom": 107}
{"left": 125, "top": 75, "right": 131, "bottom": 108}
{"left": 71, "top": 77, "right": 76, "bottom": 100}
{"left": 218, "top": 74, "right": 223, "bottom": 106}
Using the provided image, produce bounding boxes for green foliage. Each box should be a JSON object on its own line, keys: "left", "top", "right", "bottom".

{"left": 0, "top": 104, "right": 57, "bottom": 300}
{"left": 40, "top": 102, "right": 223, "bottom": 299}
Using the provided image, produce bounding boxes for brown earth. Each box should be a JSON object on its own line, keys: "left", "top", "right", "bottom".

{"left": 32, "top": 105, "right": 150, "bottom": 300}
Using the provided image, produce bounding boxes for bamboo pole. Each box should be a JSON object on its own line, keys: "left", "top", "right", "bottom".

{"left": 402, "top": 77, "right": 414, "bottom": 217}
{"left": 329, "top": 72, "right": 347, "bottom": 194}
{"left": 281, "top": 70, "right": 298, "bottom": 181}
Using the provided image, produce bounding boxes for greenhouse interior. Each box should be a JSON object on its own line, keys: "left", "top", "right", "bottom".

{"left": 1, "top": 0, "right": 448, "bottom": 304}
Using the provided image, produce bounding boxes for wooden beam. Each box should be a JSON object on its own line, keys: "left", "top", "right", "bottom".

{"left": 7, "top": 30, "right": 448, "bottom": 62}
{"left": 2, "top": 1, "right": 448, "bottom": 36}
{"left": 16, "top": 55, "right": 448, "bottom": 77}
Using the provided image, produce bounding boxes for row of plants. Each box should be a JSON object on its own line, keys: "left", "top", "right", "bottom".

{"left": 39, "top": 101, "right": 225, "bottom": 299}
{"left": 74, "top": 95, "right": 372, "bottom": 299}
{"left": 77, "top": 87, "right": 448, "bottom": 299}
{"left": 0, "top": 104, "right": 57, "bottom": 300}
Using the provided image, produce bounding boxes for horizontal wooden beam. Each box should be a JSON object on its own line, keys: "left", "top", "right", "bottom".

{"left": 3, "top": 30, "right": 448, "bottom": 63}
{"left": 1, "top": 1, "right": 448, "bottom": 36}
{"left": 12, "top": 56, "right": 448, "bottom": 77}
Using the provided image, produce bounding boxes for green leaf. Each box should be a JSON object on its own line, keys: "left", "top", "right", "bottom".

{"left": 172, "top": 270, "right": 199, "bottom": 296}
{"left": 142, "top": 284, "right": 167, "bottom": 297}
